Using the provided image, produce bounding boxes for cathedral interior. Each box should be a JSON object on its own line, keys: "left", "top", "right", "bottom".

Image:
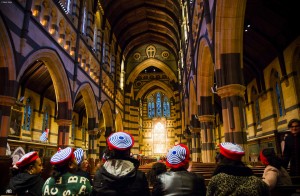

{"left": 0, "top": 0, "right": 300, "bottom": 181}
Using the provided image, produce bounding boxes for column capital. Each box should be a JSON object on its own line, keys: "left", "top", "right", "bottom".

{"left": 0, "top": 96, "right": 16, "bottom": 107}
{"left": 217, "top": 84, "right": 246, "bottom": 99}
{"left": 198, "top": 115, "right": 215, "bottom": 123}
{"left": 190, "top": 127, "right": 201, "bottom": 133}
{"left": 88, "top": 130, "right": 98, "bottom": 135}
{"left": 56, "top": 119, "right": 72, "bottom": 126}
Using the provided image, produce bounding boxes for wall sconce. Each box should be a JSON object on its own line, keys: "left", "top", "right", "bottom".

{"left": 41, "top": 15, "right": 50, "bottom": 27}
{"left": 49, "top": 24, "right": 57, "bottom": 35}
{"left": 64, "top": 41, "right": 70, "bottom": 50}
{"left": 70, "top": 47, "right": 75, "bottom": 56}
{"left": 58, "top": 34, "right": 65, "bottom": 44}
{"left": 32, "top": 5, "right": 41, "bottom": 17}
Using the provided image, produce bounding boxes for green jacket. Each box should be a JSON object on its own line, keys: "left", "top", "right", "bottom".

{"left": 42, "top": 172, "right": 92, "bottom": 196}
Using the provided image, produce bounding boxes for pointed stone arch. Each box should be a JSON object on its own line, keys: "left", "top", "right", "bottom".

{"left": 197, "top": 39, "right": 214, "bottom": 102}
{"left": 100, "top": 100, "right": 114, "bottom": 135}
{"left": 126, "top": 58, "right": 177, "bottom": 85}
{"left": 18, "top": 49, "right": 72, "bottom": 112}
{"left": 0, "top": 16, "right": 17, "bottom": 96}
{"left": 75, "top": 82, "right": 99, "bottom": 124}
{"left": 135, "top": 80, "right": 174, "bottom": 100}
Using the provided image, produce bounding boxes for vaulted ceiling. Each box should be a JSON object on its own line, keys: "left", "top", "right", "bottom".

{"left": 100, "top": 0, "right": 181, "bottom": 59}
{"left": 21, "top": 0, "right": 300, "bottom": 115}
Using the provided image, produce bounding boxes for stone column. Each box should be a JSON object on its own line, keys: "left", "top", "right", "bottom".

{"left": 190, "top": 128, "right": 201, "bottom": 162}
{"left": 199, "top": 115, "right": 215, "bottom": 163}
{"left": 56, "top": 119, "right": 72, "bottom": 148}
{"left": 88, "top": 130, "right": 98, "bottom": 160}
{"left": 217, "top": 84, "right": 247, "bottom": 148}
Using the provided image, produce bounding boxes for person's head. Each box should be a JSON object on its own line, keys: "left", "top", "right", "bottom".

{"left": 50, "top": 147, "right": 78, "bottom": 175}
{"left": 152, "top": 162, "right": 167, "bottom": 174}
{"left": 147, "top": 162, "right": 167, "bottom": 185}
{"left": 259, "top": 148, "right": 281, "bottom": 169}
{"left": 16, "top": 151, "right": 43, "bottom": 175}
{"left": 166, "top": 144, "right": 190, "bottom": 169}
{"left": 218, "top": 142, "right": 245, "bottom": 165}
{"left": 288, "top": 119, "right": 300, "bottom": 136}
{"left": 107, "top": 131, "right": 134, "bottom": 159}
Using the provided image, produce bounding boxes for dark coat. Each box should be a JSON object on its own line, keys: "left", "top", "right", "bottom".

{"left": 207, "top": 165, "right": 270, "bottom": 196}
{"left": 7, "top": 173, "right": 44, "bottom": 196}
{"left": 152, "top": 168, "right": 206, "bottom": 196}
{"left": 92, "top": 158, "right": 150, "bottom": 196}
{"left": 282, "top": 134, "right": 300, "bottom": 176}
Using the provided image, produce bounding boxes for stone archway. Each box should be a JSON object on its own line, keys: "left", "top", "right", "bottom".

{"left": 126, "top": 58, "right": 177, "bottom": 85}
{"left": 18, "top": 49, "right": 72, "bottom": 111}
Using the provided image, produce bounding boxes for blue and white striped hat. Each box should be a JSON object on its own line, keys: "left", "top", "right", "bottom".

{"left": 74, "top": 148, "right": 84, "bottom": 165}
{"left": 166, "top": 144, "right": 190, "bottom": 169}
{"left": 107, "top": 132, "right": 134, "bottom": 151}
{"left": 50, "top": 147, "right": 74, "bottom": 165}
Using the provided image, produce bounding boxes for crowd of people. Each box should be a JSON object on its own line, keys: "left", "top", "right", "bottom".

{"left": 5, "top": 118, "right": 300, "bottom": 196}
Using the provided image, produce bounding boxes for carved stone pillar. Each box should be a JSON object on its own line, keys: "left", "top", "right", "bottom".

{"left": 56, "top": 119, "right": 72, "bottom": 148}
{"left": 217, "top": 84, "right": 247, "bottom": 148}
{"left": 198, "top": 115, "right": 215, "bottom": 163}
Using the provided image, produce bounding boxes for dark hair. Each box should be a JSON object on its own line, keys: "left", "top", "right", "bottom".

{"left": 109, "top": 149, "right": 131, "bottom": 159}
{"left": 147, "top": 162, "right": 167, "bottom": 186}
{"left": 261, "top": 148, "right": 282, "bottom": 170}
{"left": 51, "top": 160, "right": 74, "bottom": 181}
{"left": 288, "top": 119, "right": 300, "bottom": 128}
{"left": 217, "top": 153, "right": 245, "bottom": 166}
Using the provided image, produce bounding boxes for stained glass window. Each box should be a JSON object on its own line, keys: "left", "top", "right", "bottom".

{"left": 22, "top": 98, "right": 32, "bottom": 131}
{"left": 147, "top": 92, "right": 171, "bottom": 119}
{"left": 156, "top": 93, "right": 161, "bottom": 117}
{"left": 42, "top": 106, "right": 49, "bottom": 131}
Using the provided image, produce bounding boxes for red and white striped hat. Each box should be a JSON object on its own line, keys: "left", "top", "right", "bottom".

{"left": 50, "top": 147, "right": 75, "bottom": 165}
{"left": 107, "top": 132, "right": 134, "bottom": 151}
{"left": 166, "top": 144, "right": 190, "bottom": 169}
{"left": 16, "top": 151, "right": 39, "bottom": 168}
{"left": 219, "top": 142, "right": 245, "bottom": 161}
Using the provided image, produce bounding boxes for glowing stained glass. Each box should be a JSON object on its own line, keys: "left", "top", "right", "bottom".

{"left": 153, "top": 122, "right": 166, "bottom": 154}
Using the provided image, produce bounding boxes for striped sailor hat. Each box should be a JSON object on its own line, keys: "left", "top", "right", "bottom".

{"left": 107, "top": 132, "right": 134, "bottom": 151}
{"left": 50, "top": 147, "right": 75, "bottom": 165}
{"left": 74, "top": 148, "right": 84, "bottom": 165}
{"left": 16, "top": 151, "right": 39, "bottom": 168}
{"left": 166, "top": 144, "right": 190, "bottom": 169}
{"left": 219, "top": 142, "right": 245, "bottom": 161}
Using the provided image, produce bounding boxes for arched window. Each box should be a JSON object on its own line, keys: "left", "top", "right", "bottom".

{"left": 251, "top": 87, "right": 261, "bottom": 127}
{"left": 163, "top": 97, "right": 170, "bottom": 117}
{"left": 66, "top": 0, "right": 72, "bottom": 14}
{"left": 81, "top": 4, "right": 87, "bottom": 34}
{"left": 93, "top": 25, "right": 97, "bottom": 50}
{"left": 148, "top": 96, "right": 154, "bottom": 118}
{"left": 147, "top": 92, "right": 171, "bottom": 119}
{"left": 71, "top": 117, "right": 76, "bottom": 142}
{"left": 271, "top": 70, "right": 285, "bottom": 117}
{"left": 22, "top": 97, "right": 32, "bottom": 131}
{"left": 156, "top": 92, "right": 162, "bottom": 117}
{"left": 275, "top": 81, "right": 283, "bottom": 117}
{"left": 42, "top": 106, "right": 50, "bottom": 131}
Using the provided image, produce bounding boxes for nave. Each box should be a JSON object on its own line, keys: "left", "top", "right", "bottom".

{"left": 0, "top": 0, "right": 300, "bottom": 194}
